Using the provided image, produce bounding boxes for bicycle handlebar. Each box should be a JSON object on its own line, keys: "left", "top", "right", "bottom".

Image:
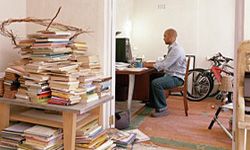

{"left": 208, "top": 52, "right": 233, "bottom": 66}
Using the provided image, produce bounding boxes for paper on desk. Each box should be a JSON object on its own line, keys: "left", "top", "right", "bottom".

{"left": 118, "top": 68, "right": 148, "bottom": 72}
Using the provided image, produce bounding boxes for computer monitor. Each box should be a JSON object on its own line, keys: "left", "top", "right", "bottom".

{"left": 116, "top": 38, "right": 132, "bottom": 62}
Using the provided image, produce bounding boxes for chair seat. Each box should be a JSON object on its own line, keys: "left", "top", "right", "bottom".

{"left": 168, "top": 86, "right": 184, "bottom": 92}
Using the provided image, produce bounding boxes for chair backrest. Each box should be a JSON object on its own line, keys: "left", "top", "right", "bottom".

{"left": 183, "top": 56, "right": 191, "bottom": 95}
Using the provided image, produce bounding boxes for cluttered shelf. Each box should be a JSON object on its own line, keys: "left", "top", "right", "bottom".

{"left": 0, "top": 95, "right": 113, "bottom": 150}
{"left": 10, "top": 108, "right": 99, "bottom": 129}
{"left": 0, "top": 95, "right": 113, "bottom": 114}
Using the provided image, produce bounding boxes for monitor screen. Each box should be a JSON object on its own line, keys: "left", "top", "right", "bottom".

{"left": 116, "top": 38, "right": 132, "bottom": 63}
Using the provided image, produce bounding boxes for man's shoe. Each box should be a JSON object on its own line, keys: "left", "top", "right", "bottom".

{"left": 151, "top": 109, "right": 168, "bottom": 117}
{"left": 145, "top": 102, "right": 154, "bottom": 108}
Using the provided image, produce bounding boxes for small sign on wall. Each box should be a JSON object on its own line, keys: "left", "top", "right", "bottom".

{"left": 157, "top": 4, "right": 166, "bottom": 9}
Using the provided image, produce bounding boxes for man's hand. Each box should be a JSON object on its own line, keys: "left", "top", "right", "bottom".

{"left": 143, "top": 60, "right": 155, "bottom": 68}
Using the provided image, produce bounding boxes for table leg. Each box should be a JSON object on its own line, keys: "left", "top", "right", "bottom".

{"left": 128, "top": 74, "right": 135, "bottom": 121}
{"left": 0, "top": 103, "right": 10, "bottom": 131}
{"left": 63, "top": 111, "right": 77, "bottom": 150}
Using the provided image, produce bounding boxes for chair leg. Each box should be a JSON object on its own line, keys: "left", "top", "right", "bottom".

{"left": 183, "top": 96, "right": 188, "bottom": 116}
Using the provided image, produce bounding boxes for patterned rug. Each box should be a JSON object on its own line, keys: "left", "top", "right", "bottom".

{"left": 128, "top": 97, "right": 232, "bottom": 150}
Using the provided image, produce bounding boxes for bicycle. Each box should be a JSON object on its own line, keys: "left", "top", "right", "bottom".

{"left": 187, "top": 52, "right": 234, "bottom": 101}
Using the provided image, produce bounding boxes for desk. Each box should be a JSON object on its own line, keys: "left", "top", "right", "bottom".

{"left": 116, "top": 68, "right": 155, "bottom": 118}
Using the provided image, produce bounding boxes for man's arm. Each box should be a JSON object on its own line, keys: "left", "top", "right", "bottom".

{"left": 154, "top": 48, "right": 181, "bottom": 71}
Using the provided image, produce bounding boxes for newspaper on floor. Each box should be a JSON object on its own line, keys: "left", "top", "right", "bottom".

{"left": 126, "top": 129, "right": 150, "bottom": 143}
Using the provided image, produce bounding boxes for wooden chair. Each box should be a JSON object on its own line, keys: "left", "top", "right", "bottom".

{"left": 165, "top": 56, "right": 191, "bottom": 116}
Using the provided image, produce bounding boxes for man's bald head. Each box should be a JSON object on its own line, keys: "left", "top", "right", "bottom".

{"left": 163, "top": 28, "right": 177, "bottom": 45}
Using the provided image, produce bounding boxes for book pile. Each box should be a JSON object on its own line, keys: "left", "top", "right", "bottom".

{"left": 9, "top": 29, "right": 108, "bottom": 105}
{"left": 77, "top": 55, "right": 102, "bottom": 103}
{"left": 75, "top": 119, "right": 115, "bottom": 150}
{"left": 17, "top": 31, "right": 72, "bottom": 62}
{"left": 0, "top": 72, "right": 4, "bottom": 97}
{"left": 107, "top": 128, "right": 136, "bottom": 149}
{"left": 0, "top": 122, "right": 34, "bottom": 149}
{"left": 15, "top": 31, "right": 74, "bottom": 104}
{"left": 15, "top": 75, "right": 29, "bottom": 101}
{"left": 23, "top": 62, "right": 52, "bottom": 104}
{"left": 19, "top": 125, "right": 63, "bottom": 150}
{"left": 69, "top": 42, "right": 88, "bottom": 61}
{"left": 126, "top": 129, "right": 150, "bottom": 143}
{"left": 47, "top": 63, "right": 84, "bottom": 105}
{"left": 76, "top": 55, "right": 101, "bottom": 69}
{"left": 93, "top": 76, "right": 112, "bottom": 98}
{"left": 3, "top": 66, "right": 23, "bottom": 99}
{"left": 79, "top": 73, "right": 99, "bottom": 103}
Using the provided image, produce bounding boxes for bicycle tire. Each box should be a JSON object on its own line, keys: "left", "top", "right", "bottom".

{"left": 187, "top": 69, "right": 212, "bottom": 101}
{"left": 209, "top": 73, "right": 220, "bottom": 97}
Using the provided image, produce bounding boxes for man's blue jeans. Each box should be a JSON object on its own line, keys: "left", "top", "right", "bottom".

{"left": 151, "top": 74, "right": 184, "bottom": 111}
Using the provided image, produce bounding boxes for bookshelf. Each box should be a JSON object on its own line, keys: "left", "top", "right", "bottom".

{"left": 0, "top": 95, "right": 113, "bottom": 150}
{"left": 236, "top": 41, "right": 250, "bottom": 149}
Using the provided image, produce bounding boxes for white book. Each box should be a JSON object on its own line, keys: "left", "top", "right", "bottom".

{"left": 126, "top": 129, "right": 150, "bottom": 142}
{"left": 24, "top": 125, "right": 60, "bottom": 138}
{"left": 95, "top": 139, "right": 114, "bottom": 150}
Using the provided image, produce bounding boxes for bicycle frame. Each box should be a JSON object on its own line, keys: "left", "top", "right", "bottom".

{"left": 210, "top": 63, "right": 233, "bottom": 83}
{"left": 211, "top": 66, "right": 222, "bottom": 83}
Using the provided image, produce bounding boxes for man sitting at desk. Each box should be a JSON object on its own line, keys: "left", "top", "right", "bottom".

{"left": 148, "top": 28, "right": 186, "bottom": 117}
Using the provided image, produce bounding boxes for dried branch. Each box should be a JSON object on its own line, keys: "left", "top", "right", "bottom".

{"left": 46, "top": 6, "right": 62, "bottom": 31}
{"left": 0, "top": 8, "right": 92, "bottom": 46}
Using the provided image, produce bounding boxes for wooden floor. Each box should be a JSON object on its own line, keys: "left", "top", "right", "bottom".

{"left": 118, "top": 96, "right": 232, "bottom": 150}
{"left": 116, "top": 100, "right": 145, "bottom": 118}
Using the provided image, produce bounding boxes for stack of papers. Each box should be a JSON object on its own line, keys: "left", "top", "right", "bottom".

{"left": 115, "top": 62, "right": 130, "bottom": 69}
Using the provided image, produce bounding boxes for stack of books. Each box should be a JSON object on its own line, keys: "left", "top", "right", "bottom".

{"left": 27, "top": 31, "right": 72, "bottom": 62}
{"left": 9, "top": 29, "right": 108, "bottom": 106}
{"left": 93, "top": 76, "right": 112, "bottom": 98}
{"left": 77, "top": 55, "right": 101, "bottom": 69}
{"left": 16, "top": 31, "right": 73, "bottom": 104}
{"left": 47, "top": 63, "right": 84, "bottom": 105}
{"left": 0, "top": 72, "right": 4, "bottom": 97}
{"left": 20, "top": 125, "right": 63, "bottom": 150}
{"left": 15, "top": 74, "right": 29, "bottom": 101}
{"left": 69, "top": 41, "right": 88, "bottom": 61}
{"left": 24, "top": 62, "right": 52, "bottom": 104}
{"left": 107, "top": 128, "right": 136, "bottom": 149}
{"left": 75, "top": 119, "right": 115, "bottom": 150}
{"left": 3, "top": 66, "right": 23, "bottom": 99}
{"left": 126, "top": 129, "right": 150, "bottom": 143}
{"left": 0, "top": 122, "right": 34, "bottom": 149}
{"left": 79, "top": 73, "right": 99, "bottom": 103}
{"left": 17, "top": 39, "right": 34, "bottom": 60}
{"left": 77, "top": 55, "right": 102, "bottom": 103}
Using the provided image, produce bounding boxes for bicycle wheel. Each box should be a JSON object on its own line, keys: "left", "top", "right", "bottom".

{"left": 187, "top": 69, "right": 212, "bottom": 101}
{"left": 209, "top": 73, "right": 220, "bottom": 97}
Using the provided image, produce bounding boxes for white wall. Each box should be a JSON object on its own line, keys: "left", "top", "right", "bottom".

{"left": 117, "top": 0, "right": 235, "bottom": 68}
{"left": 0, "top": 0, "right": 27, "bottom": 71}
{"left": 132, "top": 0, "right": 198, "bottom": 60}
{"left": 197, "top": 0, "right": 235, "bottom": 67}
{"left": 115, "top": 0, "right": 134, "bottom": 38}
{"left": 26, "top": 0, "right": 105, "bottom": 67}
{"left": 245, "top": 0, "right": 250, "bottom": 39}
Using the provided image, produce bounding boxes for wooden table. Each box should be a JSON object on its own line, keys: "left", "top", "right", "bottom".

{"left": 0, "top": 95, "right": 113, "bottom": 150}
{"left": 116, "top": 68, "right": 155, "bottom": 119}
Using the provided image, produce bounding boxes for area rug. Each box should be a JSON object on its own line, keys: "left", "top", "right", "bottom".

{"left": 129, "top": 96, "right": 232, "bottom": 150}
